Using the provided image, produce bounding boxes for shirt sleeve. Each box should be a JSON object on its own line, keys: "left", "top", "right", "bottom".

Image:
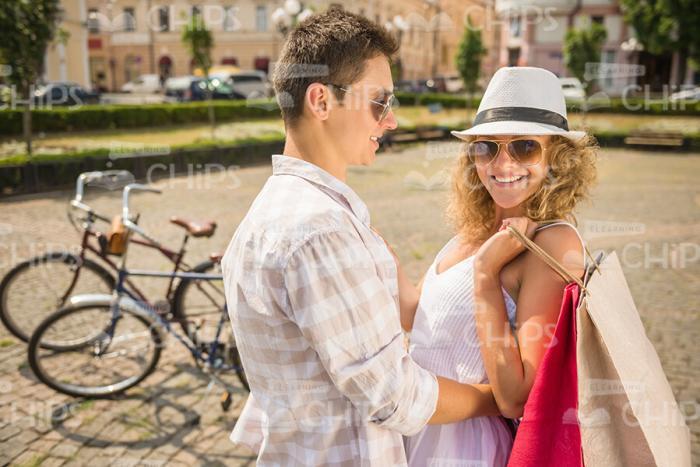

{"left": 283, "top": 228, "right": 439, "bottom": 436}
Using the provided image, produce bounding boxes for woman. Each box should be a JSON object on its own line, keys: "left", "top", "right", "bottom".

{"left": 396, "top": 67, "right": 598, "bottom": 465}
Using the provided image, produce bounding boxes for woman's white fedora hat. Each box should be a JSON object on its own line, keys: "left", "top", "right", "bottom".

{"left": 452, "top": 67, "right": 586, "bottom": 142}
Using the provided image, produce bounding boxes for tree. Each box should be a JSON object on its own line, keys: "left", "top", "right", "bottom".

{"left": 182, "top": 12, "right": 216, "bottom": 137}
{"left": 455, "top": 17, "right": 486, "bottom": 113}
{"left": 563, "top": 22, "right": 607, "bottom": 97}
{"left": 0, "top": 0, "right": 62, "bottom": 156}
{"left": 620, "top": 0, "right": 700, "bottom": 86}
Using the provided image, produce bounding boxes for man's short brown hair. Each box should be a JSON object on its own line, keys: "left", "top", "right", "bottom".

{"left": 272, "top": 8, "right": 398, "bottom": 126}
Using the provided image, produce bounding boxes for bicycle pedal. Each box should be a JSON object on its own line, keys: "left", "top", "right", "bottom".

{"left": 220, "top": 391, "right": 233, "bottom": 412}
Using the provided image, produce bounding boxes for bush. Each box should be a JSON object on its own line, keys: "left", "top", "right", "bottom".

{"left": 0, "top": 99, "right": 281, "bottom": 136}
{"left": 0, "top": 94, "right": 698, "bottom": 137}
{"left": 395, "top": 92, "right": 700, "bottom": 115}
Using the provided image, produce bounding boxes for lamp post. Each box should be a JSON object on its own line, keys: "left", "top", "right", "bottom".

{"left": 424, "top": 0, "right": 441, "bottom": 80}
{"left": 272, "top": 0, "right": 313, "bottom": 36}
{"left": 384, "top": 15, "right": 409, "bottom": 81}
{"left": 105, "top": 0, "right": 117, "bottom": 92}
{"left": 621, "top": 37, "right": 644, "bottom": 88}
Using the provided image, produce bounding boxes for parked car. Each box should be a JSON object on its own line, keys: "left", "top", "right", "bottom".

{"left": 164, "top": 76, "right": 238, "bottom": 102}
{"left": 224, "top": 71, "right": 273, "bottom": 99}
{"left": 33, "top": 82, "right": 100, "bottom": 106}
{"left": 559, "top": 77, "right": 586, "bottom": 102}
{"left": 438, "top": 75, "right": 465, "bottom": 93}
{"left": 669, "top": 86, "right": 700, "bottom": 102}
{"left": 121, "top": 74, "right": 162, "bottom": 93}
{"left": 394, "top": 79, "right": 439, "bottom": 94}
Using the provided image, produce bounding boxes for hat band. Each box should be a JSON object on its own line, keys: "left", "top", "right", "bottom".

{"left": 473, "top": 106, "right": 569, "bottom": 131}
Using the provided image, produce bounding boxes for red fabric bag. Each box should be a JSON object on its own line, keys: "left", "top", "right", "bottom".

{"left": 507, "top": 283, "right": 583, "bottom": 467}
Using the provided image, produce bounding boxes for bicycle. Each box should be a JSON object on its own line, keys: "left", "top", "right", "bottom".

{"left": 0, "top": 171, "right": 225, "bottom": 343}
{"left": 27, "top": 183, "right": 247, "bottom": 409}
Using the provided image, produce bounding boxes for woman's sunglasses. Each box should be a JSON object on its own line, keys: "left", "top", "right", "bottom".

{"left": 467, "top": 139, "right": 545, "bottom": 167}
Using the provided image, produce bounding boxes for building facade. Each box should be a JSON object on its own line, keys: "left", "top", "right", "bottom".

{"left": 493, "top": 0, "right": 694, "bottom": 95}
{"left": 85, "top": 0, "right": 283, "bottom": 91}
{"left": 53, "top": 0, "right": 497, "bottom": 91}
{"left": 43, "top": 0, "right": 91, "bottom": 88}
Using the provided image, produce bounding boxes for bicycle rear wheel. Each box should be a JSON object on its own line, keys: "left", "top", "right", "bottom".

{"left": 0, "top": 252, "right": 115, "bottom": 342}
{"left": 172, "top": 259, "right": 226, "bottom": 341}
{"left": 173, "top": 262, "right": 248, "bottom": 391}
{"left": 28, "top": 301, "right": 161, "bottom": 398}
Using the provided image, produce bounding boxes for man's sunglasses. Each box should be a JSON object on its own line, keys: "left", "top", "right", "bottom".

{"left": 467, "top": 139, "right": 546, "bottom": 167}
{"left": 327, "top": 84, "right": 397, "bottom": 123}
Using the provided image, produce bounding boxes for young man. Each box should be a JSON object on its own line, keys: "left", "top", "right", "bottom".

{"left": 221, "top": 9, "right": 499, "bottom": 465}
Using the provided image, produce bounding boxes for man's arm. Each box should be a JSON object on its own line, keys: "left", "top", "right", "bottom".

{"left": 429, "top": 378, "right": 501, "bottom": 424}
{"left": 284, "top": 229, "right": 501, "bottom": 435}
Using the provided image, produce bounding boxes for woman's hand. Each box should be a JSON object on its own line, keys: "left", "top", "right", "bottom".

{"left": 370, "top": 225, "right": 421, "bottom": 332}
{"left": 474, "top": 217, "right": 538, "bottom": 277}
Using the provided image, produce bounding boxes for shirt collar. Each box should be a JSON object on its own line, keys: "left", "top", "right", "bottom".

{"left": 271, "top": 154, "right": 371, "bottom": 225}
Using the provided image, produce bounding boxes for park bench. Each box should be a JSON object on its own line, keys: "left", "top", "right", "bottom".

{"left": 383, "top": 127, "right": 450, "bottom": 146}
{"left": 624, "top": 131, "right": 685, "bottom": 148}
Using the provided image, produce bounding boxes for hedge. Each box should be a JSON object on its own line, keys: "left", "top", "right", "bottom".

{"left": 0, "top": 99, "right": 281, "bottom": 136}
{"left": 0, "top": 93, "right": 698, "bottom": 137}
{"left": 394, "top": 92, "right": 700, "bottom": 116}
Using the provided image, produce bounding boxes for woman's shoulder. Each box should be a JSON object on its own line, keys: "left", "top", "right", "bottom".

{"left": 529, "top": 222, "right": 585, "bottom": 275}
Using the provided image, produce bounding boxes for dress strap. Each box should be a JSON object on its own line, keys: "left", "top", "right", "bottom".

{"left": 434, "top": 235, "right": 461, "bottom": 265}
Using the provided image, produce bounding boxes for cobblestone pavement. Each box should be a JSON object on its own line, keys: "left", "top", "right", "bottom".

{"left": 0, "top": 144, "right": 698, "bottom": 466}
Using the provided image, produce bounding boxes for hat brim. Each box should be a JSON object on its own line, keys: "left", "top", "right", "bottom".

{"left": 451, "top": 121, "right": 586, "bottom": 142}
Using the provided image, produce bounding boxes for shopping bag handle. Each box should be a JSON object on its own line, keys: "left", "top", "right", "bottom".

{"left": 506, "top": 225, "right": 587, "bottom": 291}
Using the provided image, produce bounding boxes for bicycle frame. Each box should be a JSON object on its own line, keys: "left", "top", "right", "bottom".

{"left": 108, "top": 265, "right": 229, "bottom": 369}
{"left": 101, "top": 223, "right": 228, "bottom": 365}
{"left": 64, "top": 175, "right": 203, "bottom": 310}
{"left": 72, "top": 212, "right": 192, "bottom": 307}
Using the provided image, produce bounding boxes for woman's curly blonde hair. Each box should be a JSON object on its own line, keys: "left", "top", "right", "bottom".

{"left": 446, "top": 134, "right": 598, "bottom": 242}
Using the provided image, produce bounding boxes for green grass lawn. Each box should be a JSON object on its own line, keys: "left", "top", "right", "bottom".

{"left": 2, "top": 107, "right": 699, "bottom": 160}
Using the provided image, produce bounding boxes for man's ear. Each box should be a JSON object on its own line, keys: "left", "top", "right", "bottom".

{"left": 304, "top": 83, "right": 332, "bottom": 121}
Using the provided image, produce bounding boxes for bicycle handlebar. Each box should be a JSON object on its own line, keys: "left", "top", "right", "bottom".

{"left": 122, "top": 183, "right": 162, "bottom": 244}
{"left": 71, "top": 170, "right": 134, "bottom": 221}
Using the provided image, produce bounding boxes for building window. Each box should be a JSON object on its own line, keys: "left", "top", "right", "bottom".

{"left": 508, "top": 47, "right": 520, "bottom": 66}
{"left": 192, "top": 5, "right": 201, "bottom": 17}
{"left": 602, "top": 50, "right": 615, "bottom": 88}
{"left": 224, "top": 6, "right": 236, "bottom": 31}
{"left": 256, "top": 5, "right": 267, "bottom": 32}
{"left": 123, "top": 7, "right": 136, "bottom": 32}
{"left": 158, "top": 6, "right": 170, "bottom": 32}
{"left": 87, "top": 8, "right": 100, "bottom": 33}
{"left": 592, "top": 15, "right": 604, "bottom": 25}
{"left": 254, "top": 57, "right": 270, "bottom": 73}
{"left": 124, "top": 55, "right": 141, "bottom": 83}
{"left": 509, "top": 16, "right": 521, "bottom": 38}
{"left": 159, "top": 56, "right": 173, "bottom": 82}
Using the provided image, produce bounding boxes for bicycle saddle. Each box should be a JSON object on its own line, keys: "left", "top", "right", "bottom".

{"left": 170, "top": 216, "right": 217, "bottom": 238}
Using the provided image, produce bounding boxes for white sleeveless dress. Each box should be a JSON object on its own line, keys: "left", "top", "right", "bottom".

{"left": 404, "top": 222, "right": 585, "bottom": 467}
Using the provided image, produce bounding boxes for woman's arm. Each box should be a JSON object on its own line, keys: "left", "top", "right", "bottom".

{"left": 395, "top": 262, "right": 424, "bottom": 332}
{"left": 371, "top": 226, "right": 424, "bottom": 331}
{"left": 472, "top": 221, "right": 584, "bottom": 418}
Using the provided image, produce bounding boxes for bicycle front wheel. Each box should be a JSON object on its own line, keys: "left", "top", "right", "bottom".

{"left": 0, "top": 252, "right": 115, "bottom": 342}
{"left": 28, "top": 302, "right": 162, "bottom": 398}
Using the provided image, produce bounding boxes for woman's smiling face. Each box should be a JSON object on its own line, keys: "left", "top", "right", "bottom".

{"left": 472, "top": 135, "right": 551, "bottom": 210}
